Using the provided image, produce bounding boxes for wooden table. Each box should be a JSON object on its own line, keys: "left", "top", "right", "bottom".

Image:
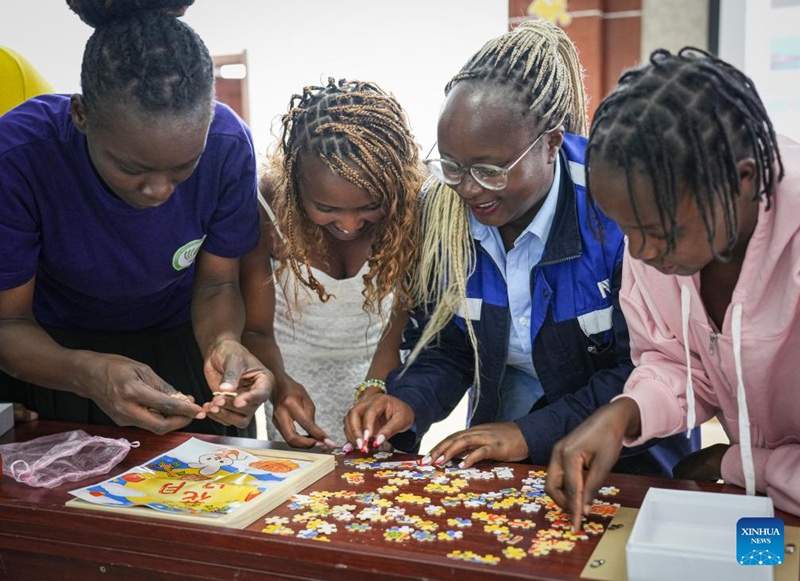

{"left": 1, "top": 421, "right": 798, "bottom": 581}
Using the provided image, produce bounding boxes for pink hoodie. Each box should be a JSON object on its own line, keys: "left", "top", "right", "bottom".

{"left": 617, "top": 136, "right": 800, "bottom": 517}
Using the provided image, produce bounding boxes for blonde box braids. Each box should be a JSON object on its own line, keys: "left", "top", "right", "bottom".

{"left": 405, "top": 20, "right": 588, "bottom": 416}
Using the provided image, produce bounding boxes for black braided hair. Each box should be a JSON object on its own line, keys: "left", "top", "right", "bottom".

{"left": 445, "top": 19, "right": 587, "bottom": 135}
{"left": 66, "top": 0, "right": 213, "bottom": 117}
{"left": 66, "top": 0, "right": 195, "bottom": 27}
{"left": 586, "top": 47, "right": 784, "bottom": 258}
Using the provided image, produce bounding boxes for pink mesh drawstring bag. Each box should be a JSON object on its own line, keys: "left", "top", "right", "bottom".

{"left": 0, "top": 429, "right": 139, "bottom": 488}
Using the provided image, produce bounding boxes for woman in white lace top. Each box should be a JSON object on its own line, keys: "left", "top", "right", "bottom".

{"left": 241, "top": 78, "right": 424, "bottom": 447}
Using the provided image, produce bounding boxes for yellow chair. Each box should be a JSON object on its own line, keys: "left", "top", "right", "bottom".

{"left": 0, "top": 46, "right": 54, "bottom": 115}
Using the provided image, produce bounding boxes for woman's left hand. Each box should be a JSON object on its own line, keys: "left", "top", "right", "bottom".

{"left": 672, "top": 443, "right": 730, "bottom": 481}
{"left": 202, "top": 339, "right": 274, "bottom": 429}
{"left": 422, "top": 422, "right": 529, "bottom": 469}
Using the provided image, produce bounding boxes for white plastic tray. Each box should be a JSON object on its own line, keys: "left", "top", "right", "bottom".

{"left": 626, "top": 487, "right": 775, "bottom": 581}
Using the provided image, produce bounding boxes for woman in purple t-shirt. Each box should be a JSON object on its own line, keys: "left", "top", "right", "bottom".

{"left": 0, "top": 0, "right": 270, "bottom": 435}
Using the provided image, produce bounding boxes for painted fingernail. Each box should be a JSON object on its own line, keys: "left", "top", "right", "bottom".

{"left": 433, "top": 455, "right": 445, "bottom": 465}
{"left": 421, "top": 455, "right": 431, "bottom": 465}
{"left": 375, "top": 434, "right": 386, "bottom": 446}
{"left": 324, "top": 438, "right": 336, "bottom": 448}
{"left": 313, "top": 441, "right": 325, "bottom": 447}
{"left": 458, "top": 461, "right": 465, "bottom": 469}
{"left": 219, "top": 382, "right": 234, "bottom": 391}
{"left": 363, "top": 429, "right": 370, "bottom": 443}
{"left": 211, "top": 406, "right": 220, "bottom": 414}
{"left": 342, "top": 443, "right": 353, "bottom": 454}
{"left": 356, "top": 438, "right": 363, "bottom": 450}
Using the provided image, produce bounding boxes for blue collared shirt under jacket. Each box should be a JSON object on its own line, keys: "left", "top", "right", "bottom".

{"left": 388, "top": 133, "right": 699, "bottom": 477}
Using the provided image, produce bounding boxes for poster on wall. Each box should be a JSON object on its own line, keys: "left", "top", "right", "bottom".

{"left": 766, "top": 0, "right": 800, "bottom": 139}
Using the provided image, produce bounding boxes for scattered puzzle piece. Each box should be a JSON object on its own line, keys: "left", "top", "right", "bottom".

{"left": 562, "top": 529, "right": 589, "bottom": 541}
{"left": 437, "top": 529, "right": 463, "bottom": 541}
{"left": 583, "top": 522, "right": 605, "bottom": 535}
{"left": 588, "top": 501, "right": 620, "bottom": 518}
{"left": 412, "top": 530, "right": 437, "bottom": 542}
{"left": 345, "top": 523, "right": 371, "bottom": 533}
{"left": 395, "top": 493, "right": 430, "bottom": 505}
{"left": 484, "top": 524, "right": 511, "bottom": 536}
{"left": 502, "top": 546, "right": 527, "bottom": 560}
{"left": 446, "top": 550, "right": 501, "bottom": 566}
{"left": 315, "top": 521, "right": 338, "bottom": 535}
{"left": 267, "top": 458, "right": 624, "bottom": 567}
{"left": 416, "top": 519, "right": 439, "bottom": 532}
{"left": 521, "top": 502, "right": 542, "bottom": 514}
{"left": 425, "top": 505, "right": 446, "bottom": 516}
{"left": 262, "top": 524, "right": 294, "bottom": 536}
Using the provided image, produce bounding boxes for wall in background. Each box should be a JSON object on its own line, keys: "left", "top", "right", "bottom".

{"left": 0, "top": 0, "right": 507, "bottom": 157}
{"left": 719, "top": 0, "right": 800, "bottom": 140}
{"left": 509, "top": 0, "right": 642, "bottom": 122}
{"left": 5, "top": 3, "right": 792, "bottom": 168}
{"left": 641, "top": 0, "right": 709, "bottom": 61}
{"left": 510, "top": 0, "right": 799, "bottom": 141}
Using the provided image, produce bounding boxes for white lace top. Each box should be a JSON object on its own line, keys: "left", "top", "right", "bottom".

{"left": 266, "top": 259, "right": 392, "bottom": 444}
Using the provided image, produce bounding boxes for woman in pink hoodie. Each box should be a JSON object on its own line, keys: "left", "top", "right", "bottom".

{"left": 546, "top": 47, "right": 800, "bottom": 524}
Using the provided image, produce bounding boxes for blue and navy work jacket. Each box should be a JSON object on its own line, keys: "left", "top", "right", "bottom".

{"left": 388, "top": 134, "right": 699, "bottom": 477}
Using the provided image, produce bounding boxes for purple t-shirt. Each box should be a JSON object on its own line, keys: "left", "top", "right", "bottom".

{"left": 0, "top": 95, "right": 259, "bottom": 331}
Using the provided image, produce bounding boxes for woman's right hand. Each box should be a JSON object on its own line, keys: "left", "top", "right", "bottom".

{"left": 270, "top": 378, "right": 333, "bottom": 448}
{"left": 80, "top": 352, "right": 205, "bottom": 434}
{"left": 344, "top": 392, "right": 415, "bottom": 453}
{"left": 545, "top": 398, "right": 641, "bottom": 532}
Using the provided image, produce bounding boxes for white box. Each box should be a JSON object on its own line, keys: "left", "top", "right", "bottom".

{"left": 626, "top": 488, "right": 775, "bottom": 581}
{"left": 0, "top": 402, "right": 13, "bottom": 436}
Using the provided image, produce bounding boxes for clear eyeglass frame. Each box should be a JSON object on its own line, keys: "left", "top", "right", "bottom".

{"left": 423, "top": 130, "right": 547, "bottom": 191}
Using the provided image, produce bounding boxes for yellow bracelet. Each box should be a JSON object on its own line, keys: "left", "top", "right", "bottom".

{"left": 354, "top": 379, "right": 387, "bottom": 402}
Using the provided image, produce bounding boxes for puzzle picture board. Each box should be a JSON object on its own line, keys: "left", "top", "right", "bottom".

{"left": 65, "top": 437, "right": 334, "bottom": 529}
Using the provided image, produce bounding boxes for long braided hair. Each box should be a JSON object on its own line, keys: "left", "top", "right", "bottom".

{"left": 586, "top": 47, "right": 784, "bottom": 259}
{"left": 405, "top": 19, "right": 588, "bottom": 401}
{"left": 66, "top": 0, "right": 214, "bottom": 118}
{"left": 267, "top": 77, "right": 423, "bottom": 317}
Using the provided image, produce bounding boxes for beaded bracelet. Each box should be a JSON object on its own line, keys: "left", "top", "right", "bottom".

{"left": 354, "top": 378, "right": 387, "bottom": 403}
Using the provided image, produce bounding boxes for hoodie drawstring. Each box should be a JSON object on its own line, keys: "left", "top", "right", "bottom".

{"left": 681, "top": 285, "right": 696, "bottom": 436}
{"left": 681, "top": 284, "right": 756, "bottom": 495}
{"left": 732, "top": 302, "right": 756, "bottom": 496}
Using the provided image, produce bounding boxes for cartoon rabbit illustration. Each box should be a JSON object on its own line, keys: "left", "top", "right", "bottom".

{"left": 188, "top": 449, "right": 245, "bottom": 476}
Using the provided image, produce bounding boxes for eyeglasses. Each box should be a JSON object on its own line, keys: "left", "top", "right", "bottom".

{"left": 423, "top": 131, "right": 546, "bottom": 191}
